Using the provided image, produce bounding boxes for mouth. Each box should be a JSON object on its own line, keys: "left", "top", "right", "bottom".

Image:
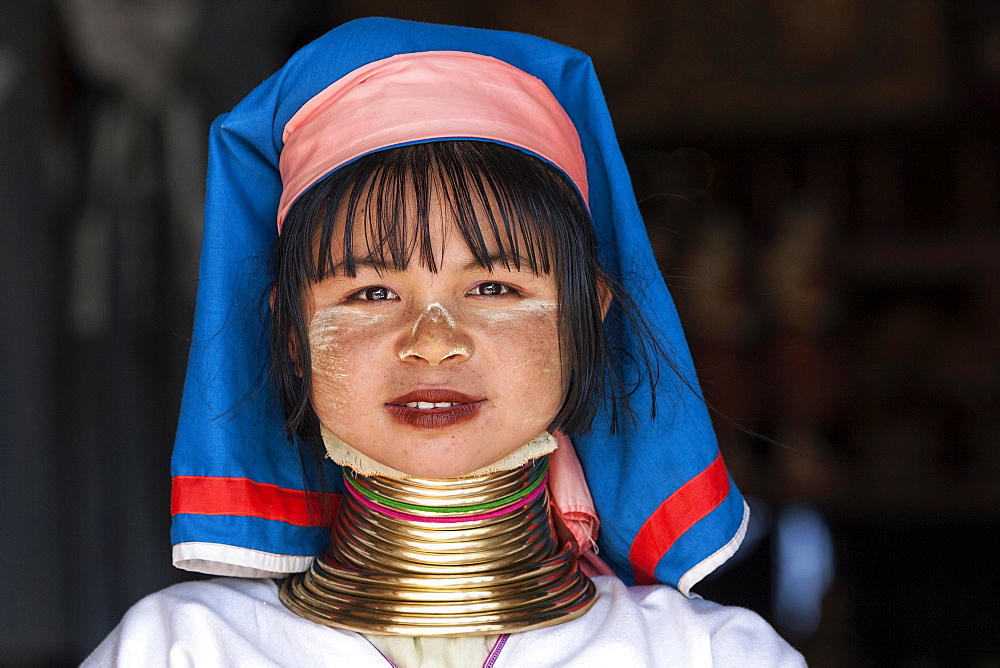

{"left": 385, "top": 389, "right": 486, "bottom": 429}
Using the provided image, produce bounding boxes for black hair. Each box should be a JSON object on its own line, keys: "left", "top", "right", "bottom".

{"left": 270, "top": 140, "right": 667, "bottom": 461}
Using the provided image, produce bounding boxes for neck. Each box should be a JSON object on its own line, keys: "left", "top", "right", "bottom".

{"left": 279, "top": 457, "right": 596, "bottom": 636}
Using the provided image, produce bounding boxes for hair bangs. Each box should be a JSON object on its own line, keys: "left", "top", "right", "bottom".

{"left": 308, "top": 142, "right": 561, "bottom": 283}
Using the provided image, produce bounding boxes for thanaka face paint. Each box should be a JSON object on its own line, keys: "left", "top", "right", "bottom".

{"left": 396, "top": 302, "right": 473, "bottom": 364}
{"left": 303, "top": 194, "right": 564, "bottom": 478}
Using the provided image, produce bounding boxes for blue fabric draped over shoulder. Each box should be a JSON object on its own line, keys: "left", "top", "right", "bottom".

{"left": 170, "top": 16, "right": 747, "bottom": 593}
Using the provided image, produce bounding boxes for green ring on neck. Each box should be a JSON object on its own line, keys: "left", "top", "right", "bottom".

{"left": 342, "top": 459, "right": 548, "bottom": 514}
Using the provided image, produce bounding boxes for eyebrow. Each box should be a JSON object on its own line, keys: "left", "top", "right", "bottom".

{"left": 460, "top": 252, "right": 537, "bottom": 272}
{"left": 326, "top": 257, "right": 392, "bottom": 275}
{"left": 350, "top": 257, "right": 389, "bottom": 270}
{"left": 332, "top": 252, "right": 538, "bottom": 274}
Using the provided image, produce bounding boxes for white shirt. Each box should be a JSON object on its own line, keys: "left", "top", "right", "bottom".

{"left": 84, "top": 575, "right": 805, "bottom": 667}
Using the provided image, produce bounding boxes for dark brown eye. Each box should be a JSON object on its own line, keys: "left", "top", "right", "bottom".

{"left": 472, "top": 282, "right": 509, "bottom": 296}
{"left": 356, "top": 286, "right": 397, "bottom": 301}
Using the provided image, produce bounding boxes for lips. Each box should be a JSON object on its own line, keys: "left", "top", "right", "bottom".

{"left": 385, "top": 389, "right": 485, "bottom": 429}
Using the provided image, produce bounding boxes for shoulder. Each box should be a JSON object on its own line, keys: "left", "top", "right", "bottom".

{"left": 499, "top": 576, "right": 805, "bottom": 668}
{"left": 82, "top": 578, "right": 384, "bottom": 667}
{"left": 89, "top": 578, "right": 286, "bottom": 640}
{"left": 605, "top": 578, "right": 805, "bottom": 667}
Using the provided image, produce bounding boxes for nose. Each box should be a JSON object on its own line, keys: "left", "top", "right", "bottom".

{"left": 396, "top": 302, "right": 473, "bottom": 366}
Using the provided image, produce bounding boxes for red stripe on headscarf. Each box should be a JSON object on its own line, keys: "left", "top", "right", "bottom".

{"left": 171, "top": 476, "right": 338, "bottom": 527}
{"left": 629, "top": 454, "right": 730, "bottom": 585}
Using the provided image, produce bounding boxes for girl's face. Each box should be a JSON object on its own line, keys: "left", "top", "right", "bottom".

{"left": 303, "top": 191, "right": 565, "bottom": 478}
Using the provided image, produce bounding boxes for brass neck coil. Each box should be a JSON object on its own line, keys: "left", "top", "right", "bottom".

{"left": 280, "top": 457, "right": 597, "bottom": 636}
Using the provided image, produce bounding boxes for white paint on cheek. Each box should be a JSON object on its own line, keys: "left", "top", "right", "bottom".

{"left": 308, "top": 306, "right": 389, "bottom": 416}
{"left": 307, "top": 308, "right": 340, "bottom": 352}
{"left": 478, "top": 298, "right": 563, "bottom": 429}
{"left": 476, "top": 299, "right": 561, "bottom": 358}
{"left": 476, "top": 299, "right": 558, "bottom": 323}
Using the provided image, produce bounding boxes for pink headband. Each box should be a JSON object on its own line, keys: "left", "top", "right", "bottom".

{"left": 277, "top": 50, "right": 588, "bottom": 231}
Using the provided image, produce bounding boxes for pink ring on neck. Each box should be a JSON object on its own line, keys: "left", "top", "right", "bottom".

{"left": 277, "top": 51, "right": 588, "bottom": 232}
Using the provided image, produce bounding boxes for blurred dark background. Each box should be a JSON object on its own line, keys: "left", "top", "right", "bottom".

{"left": 1, "top": 1, "right": 998, "bottom": 666}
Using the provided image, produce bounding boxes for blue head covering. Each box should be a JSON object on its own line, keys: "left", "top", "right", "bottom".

{"left": 171, "top": 17, "right": 747, "bottom": 594}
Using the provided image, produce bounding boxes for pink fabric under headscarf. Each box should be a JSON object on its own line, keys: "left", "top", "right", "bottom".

{"left": 549, "top": 432, "right": 615, "bottom": 578}
{"left": 277, "top": 50, "right": 589, "bottom": 231}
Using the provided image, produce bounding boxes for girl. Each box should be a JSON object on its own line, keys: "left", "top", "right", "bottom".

{"left": 86, "top": 17, "right": 804, "bottom": 667}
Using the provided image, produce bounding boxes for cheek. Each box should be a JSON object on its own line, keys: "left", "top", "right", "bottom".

{"left": 308, "top": 307, "right": 385, "bottom": 417}
{"left": 476, "top": 301, "right": 564, "bottom": 401}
